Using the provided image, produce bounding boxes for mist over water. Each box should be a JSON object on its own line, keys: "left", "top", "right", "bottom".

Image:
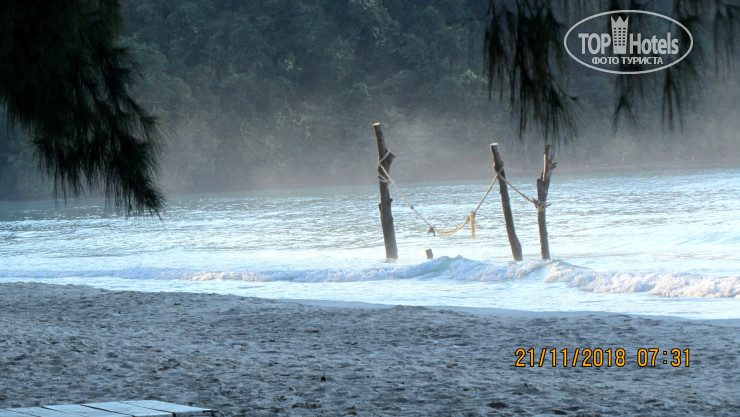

{"left": 2, "top": 2, "right": 738, "bottom": 202}
{"left": 1, "top": 167, "right": 738, "bottom": 319}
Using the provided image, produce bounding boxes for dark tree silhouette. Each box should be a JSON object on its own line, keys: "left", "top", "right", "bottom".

{"left": 0, "top": 0, "right": 164, "bottom": 215}
{"left": 484, "top": 0, "right": 739, "bottom": 144}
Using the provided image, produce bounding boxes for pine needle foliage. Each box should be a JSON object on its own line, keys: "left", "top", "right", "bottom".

{"left": 483, "top": 0, "right": 739, "bottom": 145}
{"left": 0, "top": 0, "right": 164, "bottom": 216}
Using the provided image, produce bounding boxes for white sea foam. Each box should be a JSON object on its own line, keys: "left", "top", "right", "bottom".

{"left": 3, "top": 256, "right": 737, "bottom": 298}
{"left": 2, "top": 168, "right": 739, "bottom": 318}
{"left": 544, "top": 262, "right": 740, "bottom": 298}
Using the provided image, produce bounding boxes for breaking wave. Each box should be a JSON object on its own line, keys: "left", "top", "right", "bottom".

{"left": 1, "top": 256, "right": 737, "bottom": 298}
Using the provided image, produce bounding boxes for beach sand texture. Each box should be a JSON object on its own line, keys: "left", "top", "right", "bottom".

{"left": 1, "top": 283, "right": 738, "bottom": 416}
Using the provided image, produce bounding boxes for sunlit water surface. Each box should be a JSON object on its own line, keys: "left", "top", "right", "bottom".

{"left": 1, "top": 168, "right": 738, "bottom": 319}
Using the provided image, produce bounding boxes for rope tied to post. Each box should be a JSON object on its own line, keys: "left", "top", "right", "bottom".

{"left": 378, "top": 148, "right": 500, "bottom": 238}
{"left": 534, "top": 200, "right": 551, "bottom": 212}
{"left": 377, "top": 148, "right": 550, "bottom": 238}
{"left": 494, "top": 169, "right": 549, "bottom": 212}
{"left": 378, "top": 150, "right": 438, "bottom": 233}
{"left": 377, "top": 149, "right": 392, "bottom": 183}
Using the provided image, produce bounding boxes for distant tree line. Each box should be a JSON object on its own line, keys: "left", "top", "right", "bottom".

{"left": 1, "top": 0, "right": 737, "bottom": 201}
{"left": 119, "top": 0, "right": 501, "bottom": 193}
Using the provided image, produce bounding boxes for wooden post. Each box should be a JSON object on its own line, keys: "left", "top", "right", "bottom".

{"left": 536, "top": 145, "right": 557, "bottom": 260}
{"left": 490, "top": 143, "right": 523, "bottom": 261}
{"left": 425, "top": 249, "right": 434, "bottom": 259}
{"left": 373, "top": 123, "right": 398, "bottom": 260}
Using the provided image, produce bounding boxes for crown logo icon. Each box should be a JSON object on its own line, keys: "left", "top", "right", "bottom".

{"left": 611, "top": 16, "right": 629, "bottom": 54}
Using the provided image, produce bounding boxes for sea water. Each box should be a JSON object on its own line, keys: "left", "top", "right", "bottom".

{"left": 0, "top": 168, "right": 738, "bottom": 319}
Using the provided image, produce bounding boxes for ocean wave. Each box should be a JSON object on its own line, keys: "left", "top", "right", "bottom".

{"left": 0, "top": 257, "right": 543, "bottom": 284}
{"left": 189, "top": 256, "right": 549, "bottom": 283}
{"left": 1, "top": 257, "right": 738, "bottom": 298}
{"left": 544, "top": 262, "right": 740, "bottom": 298}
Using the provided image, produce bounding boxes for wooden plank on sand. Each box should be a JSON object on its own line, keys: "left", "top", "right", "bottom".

{"left": 83, "top": 403, "right": 169, "bottom": 417}
{"left": 0, "top": 410, "right": 33, "bottom": 417}
{"left": 43, "top": 405, "right": 129, "bottom": 417}
{"left": 122, "top": 401, "right": 213, "bottom": 417}
{"left": 6, "top": 407, "right": 85, "bottom": 417}
{"left": 3, "top": 402, "right": 212, "bottom": 417}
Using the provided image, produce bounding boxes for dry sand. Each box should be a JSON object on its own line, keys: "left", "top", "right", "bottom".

{"left": 0, "top": 282, "right": 738, "bottom": 416}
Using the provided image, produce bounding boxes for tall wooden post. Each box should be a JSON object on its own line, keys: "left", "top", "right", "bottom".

{"left": 536, "top": 145, "right": 556, "bottom": 260}
{"left": 373, "top": 123, "right": 398, "bottom": 260}
{"left": 490, "top": 143, "right": 523, "bottom": 261}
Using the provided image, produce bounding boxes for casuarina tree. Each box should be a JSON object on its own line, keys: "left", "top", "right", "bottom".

{"left": 0, "top": 0, "right": 164, "bottom": 215}
{"left": 483, "top": 0, "right": 738, "bottom": 144}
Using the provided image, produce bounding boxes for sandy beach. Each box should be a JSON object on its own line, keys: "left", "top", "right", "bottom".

{"left": 0, "top": 282, "right": 737, "bottom": 416}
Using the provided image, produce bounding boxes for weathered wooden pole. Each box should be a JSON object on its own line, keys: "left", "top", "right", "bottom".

{"left": 490, "top": 143, "right": 523, "bottom": 261}
{"left": 536, "top": 145, "right": 557, "bottom": 260}
{"left": 373, "top": 123, "right": 398, "bottom": 260}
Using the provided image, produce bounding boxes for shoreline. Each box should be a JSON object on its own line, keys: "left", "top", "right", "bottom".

{"left": 3, "top": 277, "right": 738, "bottom": 321}
{"left": 283, "top": 297, "right": 740, "bottom": 327}
{"left": 1, "top": 282, "right": 738, "bottom": 416}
